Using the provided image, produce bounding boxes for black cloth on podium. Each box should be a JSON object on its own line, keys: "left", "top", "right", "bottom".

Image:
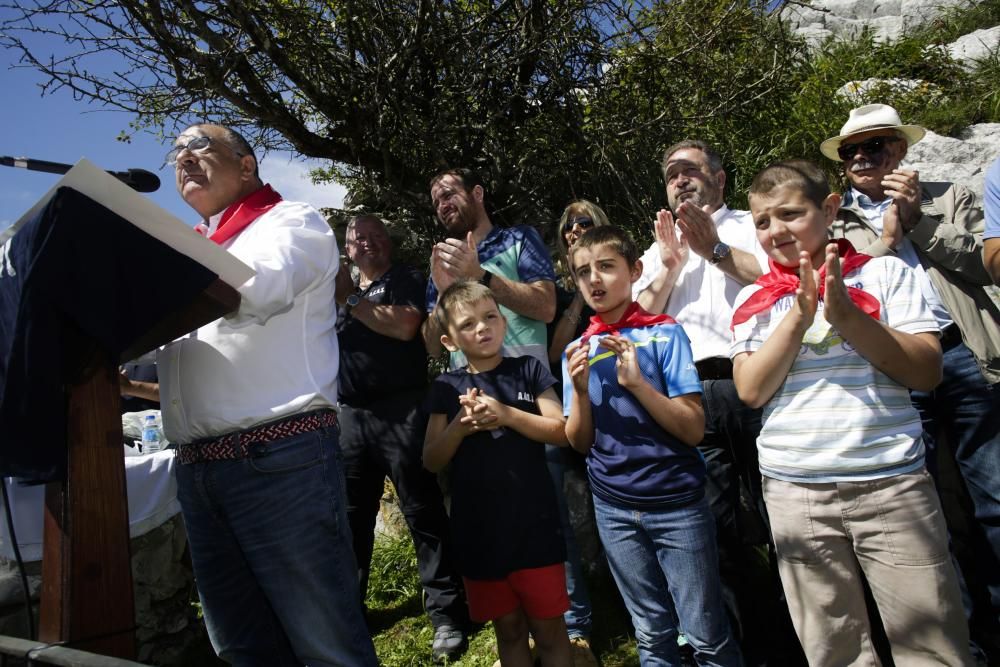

{"left": 0, "top": 187, "right": 218, "bottom": 482}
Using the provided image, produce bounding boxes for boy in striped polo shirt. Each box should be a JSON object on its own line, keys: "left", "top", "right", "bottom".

{"left": 730, "top": 160, "right": 971, "bottom": 666}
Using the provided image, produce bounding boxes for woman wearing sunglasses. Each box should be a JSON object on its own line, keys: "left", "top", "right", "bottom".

{"left": 539, "top": 199, "right": 610, "bottom": 667}
{"left": 549, "top": 200, "right": 611, "bottom": 363}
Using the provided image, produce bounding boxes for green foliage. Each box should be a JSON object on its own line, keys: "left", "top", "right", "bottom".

{"left": 5, "top": 0, "right": 1000, "bottom": 247}
{"left": 366, "top": 532, "right": 423, "bottom": 610}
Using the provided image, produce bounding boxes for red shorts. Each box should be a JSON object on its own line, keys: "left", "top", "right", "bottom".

{"left": 463, "top": 563, "right": 569, "bottom": 622}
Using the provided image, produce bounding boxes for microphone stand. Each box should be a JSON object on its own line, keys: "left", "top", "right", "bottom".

{"left": 0, "top": 155, "right": 161, "bottom": 193}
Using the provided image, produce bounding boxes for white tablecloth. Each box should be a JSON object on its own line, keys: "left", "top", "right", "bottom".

{"left": 0, "top": 448, "right": 180, "bottom": 562}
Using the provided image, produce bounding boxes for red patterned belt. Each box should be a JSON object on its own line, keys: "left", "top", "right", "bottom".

{"left": 176, "top": 409, "right": 338, "bottom": 465}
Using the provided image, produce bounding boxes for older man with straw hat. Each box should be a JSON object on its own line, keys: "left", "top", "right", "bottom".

{"left": 823, "top": 103, "right": 1000, "bottom": 660}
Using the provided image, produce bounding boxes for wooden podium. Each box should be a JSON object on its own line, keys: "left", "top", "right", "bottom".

{"left": 0, "top": 162, "right": 253, "bottom": 660}
{"left": 39, "top": 280, "right": 239, "bottom": 659}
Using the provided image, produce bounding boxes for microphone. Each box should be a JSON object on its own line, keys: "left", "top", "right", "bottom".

{"left": 0, "top": 156, "right": 161, "bottom": 193}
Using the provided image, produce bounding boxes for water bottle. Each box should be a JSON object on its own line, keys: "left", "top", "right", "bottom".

{"left": 141, "top": 414, "right": 164, "bottom": 454}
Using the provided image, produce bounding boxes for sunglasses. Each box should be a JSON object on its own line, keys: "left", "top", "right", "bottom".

{"left": 561, "top": 216, "right": 595, "bottom": 237}
{"left": 837, "top": 135, "right": 900, "bottom": 161}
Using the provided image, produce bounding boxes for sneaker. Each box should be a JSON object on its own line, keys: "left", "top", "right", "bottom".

{"left": 432, "top": 624, "right": 468, "bottom": 662}
{"left": 569, "top": 636, "right": 600, "bottom": 667}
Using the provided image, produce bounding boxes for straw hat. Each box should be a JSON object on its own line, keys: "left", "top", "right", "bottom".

{"left": 820, "top": 104, "right": 926, "bottom": 161}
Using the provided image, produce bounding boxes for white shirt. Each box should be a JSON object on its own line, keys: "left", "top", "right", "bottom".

{"left": 632, "top": 205, "right": 769, "bottom": 362}
{"left": 845, "top": 187, "right": 952, "bottom": 329}
{"left": 158, "top": 199, "right": 341, "bottom": 444}
{"left": 730, "top": 257, "right": 937, "bottom": 482}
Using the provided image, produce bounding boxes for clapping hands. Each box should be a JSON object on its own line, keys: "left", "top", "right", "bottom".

{"left": 458, "top": 387, "right": 505, "bottom": 433}
{"left": 431, "top": 232, "right": 482, "bottom": 291}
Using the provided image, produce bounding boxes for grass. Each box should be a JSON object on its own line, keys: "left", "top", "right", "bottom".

{"left": 366, "top": 534, "right": 642, "bottom": 666}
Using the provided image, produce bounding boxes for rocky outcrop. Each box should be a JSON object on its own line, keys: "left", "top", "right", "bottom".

{"left": 784, "top": 0, "right": 971, "bottom": 45}
{"left": 947, "top": 25, "right": 1000, "bottom": 65}
{"left": 787, "top": 0, "right": 1000, "bottom": 64}
{"left": 906, "top": 123, "right": 1000, "bottom": 195}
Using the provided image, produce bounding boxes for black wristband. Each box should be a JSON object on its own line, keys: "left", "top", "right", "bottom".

{"left": 479, "top": 270, "right": 494, "bottom": 288}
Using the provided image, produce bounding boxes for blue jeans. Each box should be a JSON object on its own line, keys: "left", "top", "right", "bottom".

{"left": 593, "top": 494, "right": 742, "bottom": 667}
{"left": 176, "top": 425, "right": 378, "bottom": 666}
{"left": 912, "top": 341, "right": 1000, "bottom": 622}
{"left": 546, "top": 444, "right": 593, "bottom": 638}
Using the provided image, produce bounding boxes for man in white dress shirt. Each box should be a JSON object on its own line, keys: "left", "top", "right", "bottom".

{"left": 159, "top": 123, "right": 377, "bottom": 667}
{"left": 633, "top": 140, "right": 802, "bottom": 666}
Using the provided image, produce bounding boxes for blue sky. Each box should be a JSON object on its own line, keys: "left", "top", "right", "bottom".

{"left": 0, "top": 45, "right": 346, "bottom": 231}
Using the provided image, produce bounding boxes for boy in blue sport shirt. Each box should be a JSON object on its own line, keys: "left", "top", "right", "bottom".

{"left": 424, "top": 280, "right": 572, "bottom": 666}
{"left": 563, "top": 226, "right": 741, "bottom": 666}
{"left": 731, "top": 160, "right": 970, "bottom": 666}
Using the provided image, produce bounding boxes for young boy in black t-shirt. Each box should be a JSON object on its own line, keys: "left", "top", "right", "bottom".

{"left": 424, "top": 280, "right": 572, "bottom": 667}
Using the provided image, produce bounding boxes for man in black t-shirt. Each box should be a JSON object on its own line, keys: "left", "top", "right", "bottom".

{"left": 335, "top": 215, "right": 469, "bottom": 660}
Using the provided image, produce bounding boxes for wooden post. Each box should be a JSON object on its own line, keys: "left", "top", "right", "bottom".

{"left": 39, "top": 356, "right": 136, "bottom": 659}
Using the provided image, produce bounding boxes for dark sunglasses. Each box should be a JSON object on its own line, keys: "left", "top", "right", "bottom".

{"left": 561, "top": 216, "right": 594, "bottom": 236}
{"left": 837, "top": 135, "right": 900, "bottom": 161}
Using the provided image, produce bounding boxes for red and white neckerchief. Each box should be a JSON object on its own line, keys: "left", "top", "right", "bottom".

{"left": 203, "top": 184, "right": 283, "bottom": 245}
{"left": 581, "top": 302, "right": 676, "bottom": 344}
{"left": 730, "top": 238, "right": 880, "bottom": 330}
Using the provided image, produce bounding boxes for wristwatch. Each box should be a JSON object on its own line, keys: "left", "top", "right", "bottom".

{"left": 709, "top": 242, "right": 731, "bottom": 265}
{"left": 479, "top": 270, "right": 494, "bottom": 288}
{"left": 345, "top": 292, "right": 361, "bottom": 315}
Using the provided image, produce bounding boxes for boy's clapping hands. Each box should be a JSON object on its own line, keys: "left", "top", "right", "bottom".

{"left": 822, "top": 241, "right": 857, "bottom": 327}
{"left": 567, "top": 339, "right": 591, "bottom": 394}
{"left": 458, "top": 387, "right": 502, "bottom": 432}
{"left": 598, "top": 335, "right": 646, "bottom": 391}
{"left": 791, "top": 245, "right": 819, "bottom": 330}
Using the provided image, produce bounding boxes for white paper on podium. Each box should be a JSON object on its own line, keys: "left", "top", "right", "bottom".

{"left": 2, "top": 158, "right": 254, "bottom": 289}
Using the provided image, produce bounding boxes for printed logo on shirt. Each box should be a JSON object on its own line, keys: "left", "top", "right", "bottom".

{"left": 770, "top": 279, "right": 865, "bottom": 318}
{"left": 368, "top": 285, "right": 386, "bottom": 299}
{"left": 517, "top": 391, "right": 535, "bottom": 403}
{"left": 802, "top": 321, "right": 843, "bottom": 354}
{"left": 0, "top": 238, "right": 15, "bottom": 279}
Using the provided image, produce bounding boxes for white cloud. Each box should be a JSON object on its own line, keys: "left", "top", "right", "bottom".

{"left": 260, "top": 155, "right": 347, "bottom": 210}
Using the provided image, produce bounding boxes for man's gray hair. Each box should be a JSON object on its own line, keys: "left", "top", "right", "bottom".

{"left": 661, "top": 139, "right": 724, "bottom": 177}
{"left": 188, "top": 123, "right": 260, "bottom": 181}
{"left": 347, "top": 214, "right": 387, "bottom": 233}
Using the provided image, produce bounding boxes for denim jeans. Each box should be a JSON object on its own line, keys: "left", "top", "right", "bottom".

{"left": 546, "top": 444, "right": 593, "bottom": 638}
{"left": 176, "top": 424, "right": 378, "bottom": 666}
{"left": 912, "top": 341, "right": 1000, "bottom": 621}
{"left": 340, "top": 391, "right": 467, "bottom": 629}
{"left": 593, "top": 494, "right": 742, "bottom": 667}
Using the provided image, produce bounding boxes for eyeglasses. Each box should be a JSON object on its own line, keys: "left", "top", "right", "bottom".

{"left": 561, "top": 216, "right": 595, "bottom": 237}
{"left": 165, "top": 136, "right": 244, "bottom": 166}
{"left": 837, "top": 136, "right": 900, "bottom": 161}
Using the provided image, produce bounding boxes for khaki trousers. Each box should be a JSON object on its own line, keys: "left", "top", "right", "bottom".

{"left": 763, "top": 470, "right": 972, "bottom": 667}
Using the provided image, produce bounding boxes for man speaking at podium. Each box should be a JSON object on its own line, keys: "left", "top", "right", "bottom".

{"left": 156, "top": 124, "right": 377, "bottom": 666}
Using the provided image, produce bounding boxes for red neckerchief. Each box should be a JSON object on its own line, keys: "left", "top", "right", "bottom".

{"left": 209, "top": 184, "right": 282, "bottom": 245}
{"left": 731, "top": 238, "right": 880, "bottom": 330}
{"left": 582, "top": 302, "right": 676, "bottom": 343}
